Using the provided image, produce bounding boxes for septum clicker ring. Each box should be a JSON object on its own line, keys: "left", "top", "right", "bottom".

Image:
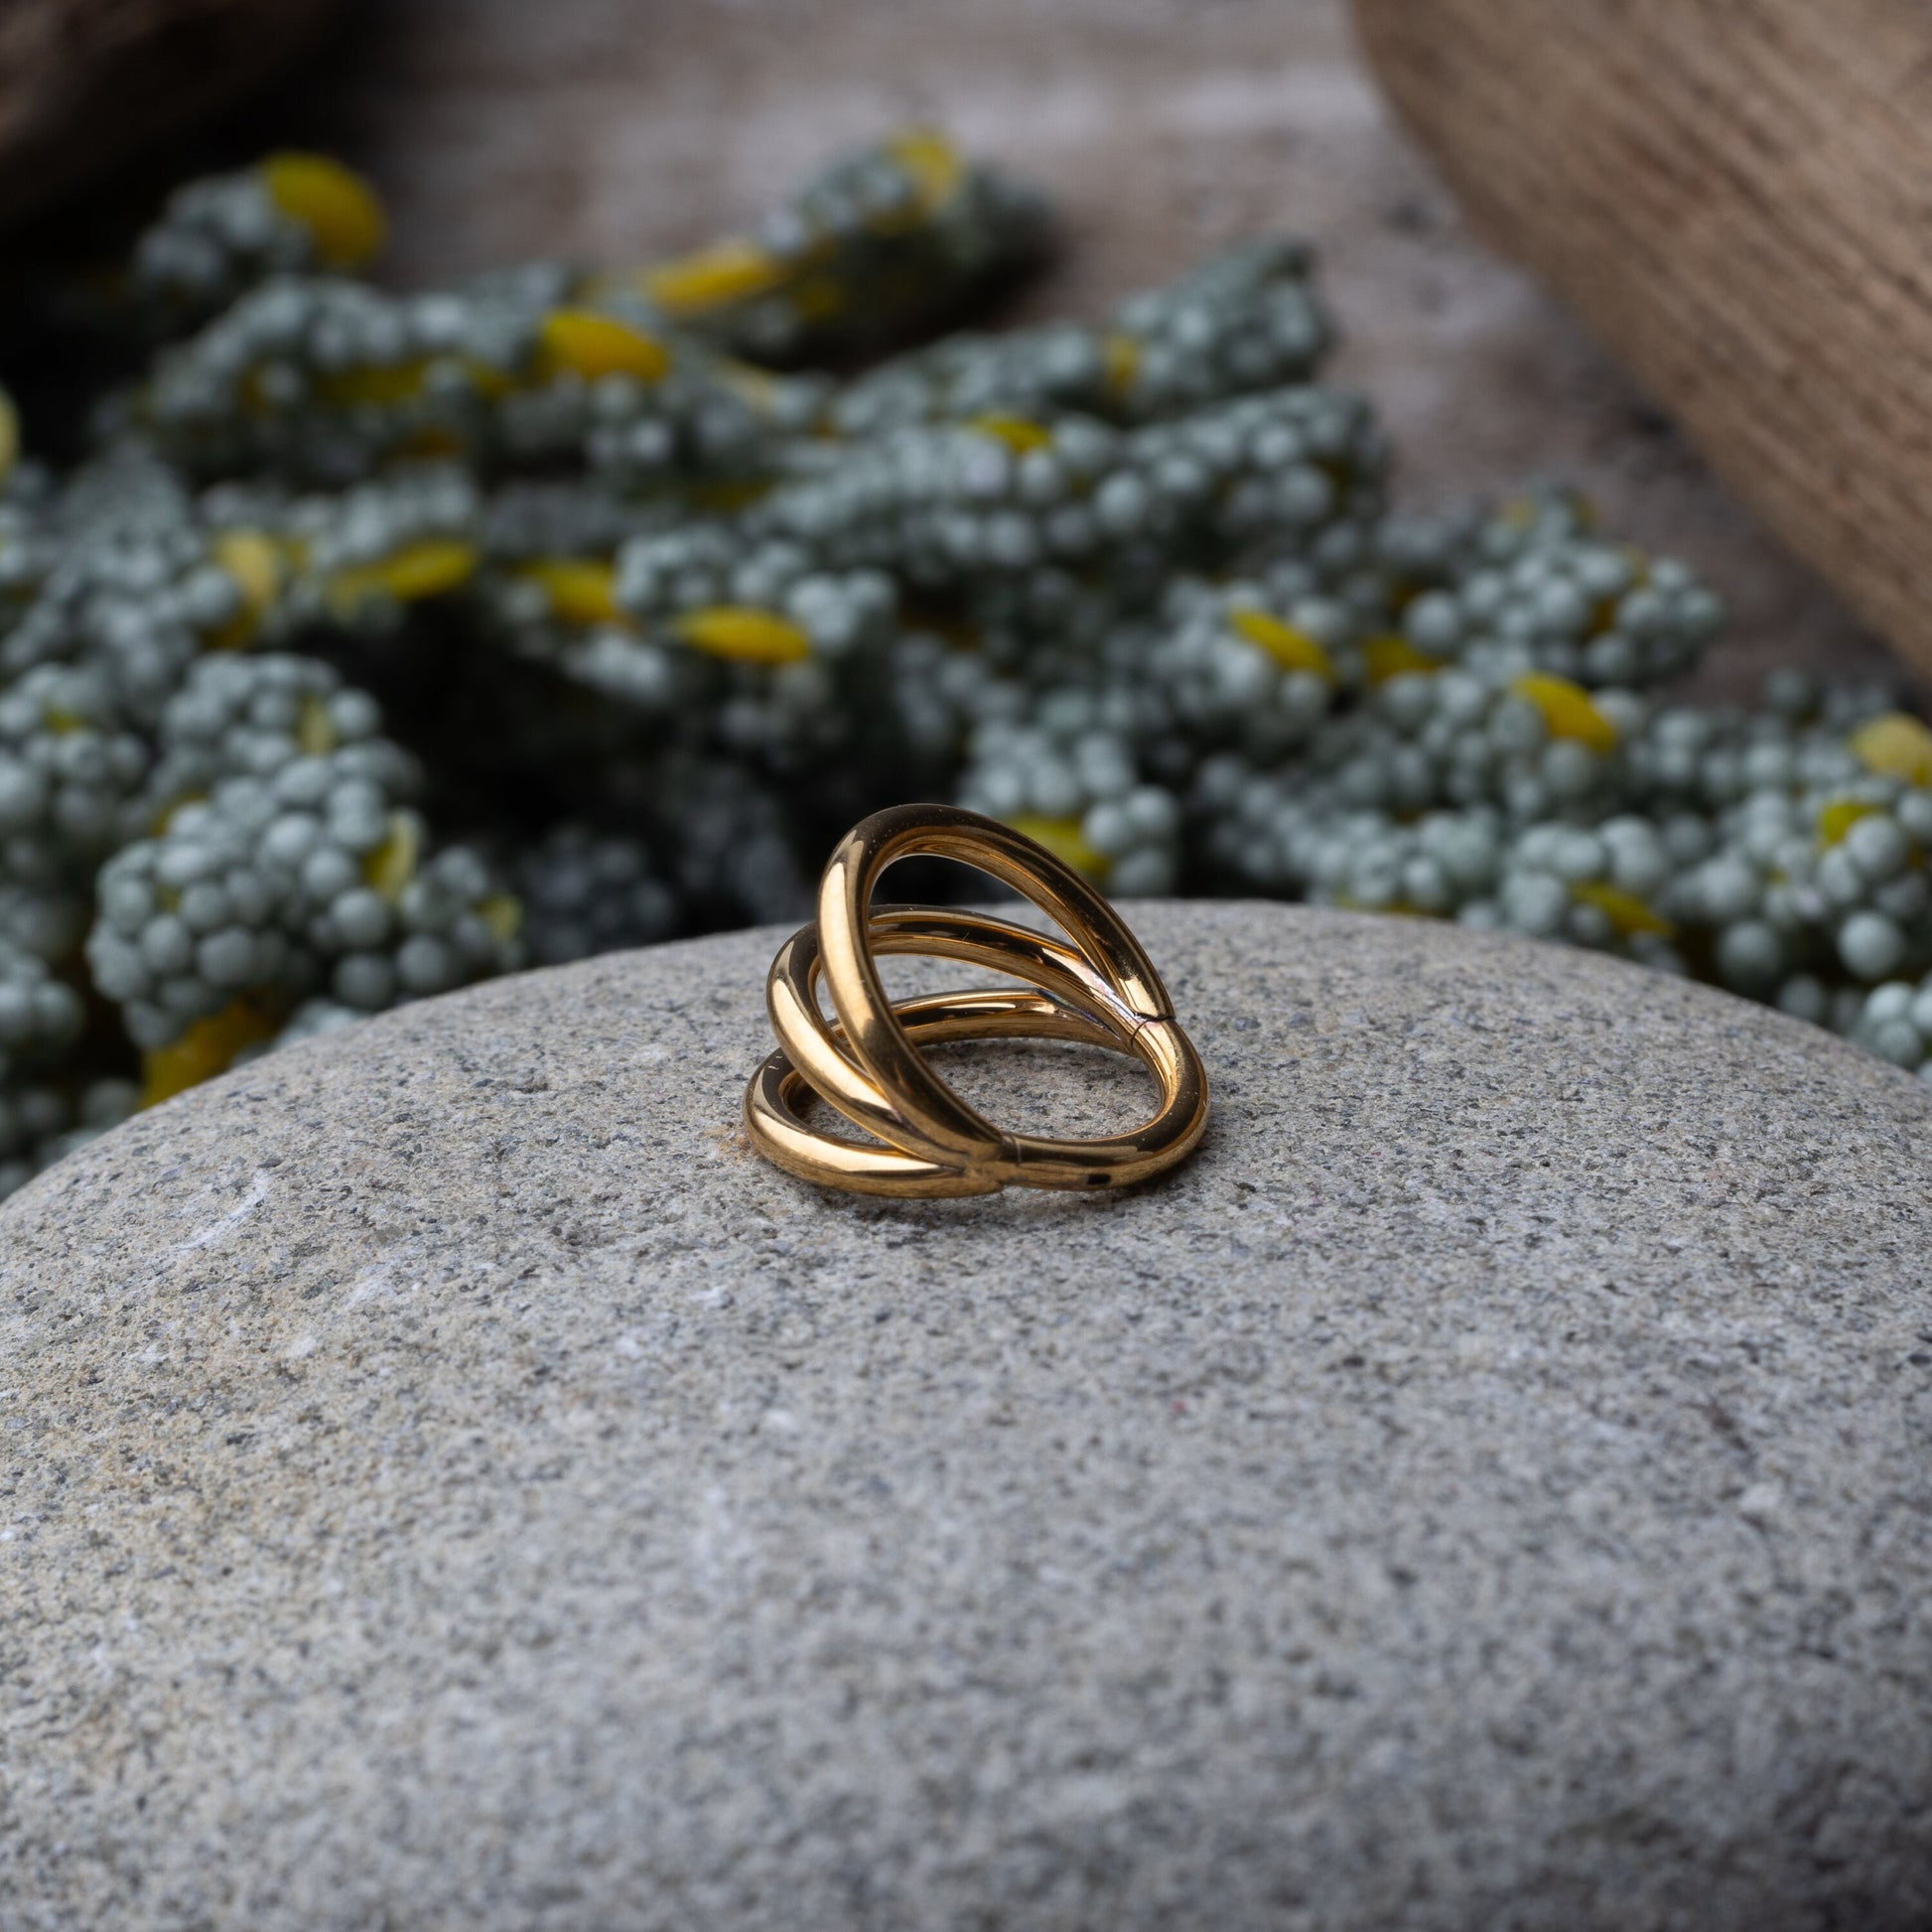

{"left": 742, "top": 803, "right": 1209, "bottom": 1197}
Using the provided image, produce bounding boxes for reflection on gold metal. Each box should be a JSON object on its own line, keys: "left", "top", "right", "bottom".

{"left": 744, "top": 804, "right": 1209, "bottom": 1197}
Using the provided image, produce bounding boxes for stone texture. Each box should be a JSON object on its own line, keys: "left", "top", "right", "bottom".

{"left": 4, "top": 900, "right": 1932, "bottom": 1930}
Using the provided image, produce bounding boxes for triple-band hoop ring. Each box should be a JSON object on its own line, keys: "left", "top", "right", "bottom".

{"left": 743, "top": 803, "right": 1209, "bottom": 1197}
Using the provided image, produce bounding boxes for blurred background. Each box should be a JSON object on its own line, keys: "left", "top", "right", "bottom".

{"left": 2, "top": 0, "right": 1891, "bottom": 701}
{"left": 8, "top": 0, "right": 1932, "bottom": 1197}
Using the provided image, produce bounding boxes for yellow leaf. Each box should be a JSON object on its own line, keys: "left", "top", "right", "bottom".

{"left": 1818, "top": 797, "right": 1879, "bottom": 847}
{"left": 296, "top": 694, "right": 336, "bottom": 756}
{"left": 317, "top": 357, "right": 427, "bottom": 407}
{"left": 1228, "top": 607, "right": 1335, "bottom": 681}
{"left": 206, "top": 529, "right": 283, "bottom": 648}
{"left": 709, "top": 357, "right": 785, "bottom": 416}
{"left": 538, "top": 310, "right": 671, "bottom": 383}
{"left": 788, "top": 275, "right": 846, "bottom": 321}
{"left": 1497, "top": 490, "right": 1596, "bottom": 533}
{"left": 363, "top": 811, "right": 421, "bottom": 902}
{"left": 0, "top": 386, "right": 16, "bottom": 483}
{"left": 1511, "top": 672, "right": 1618, "bottom": 752}
{"left": 263, "top": 153, "right": 386, "bottom": 268}
{"left": 461, "top": 356, "right": 515, "bottom": 400}
{"left": 884, "top": 128, "right": 964, "bottom": 216}
{"left": 520, "top": 558, "right": 622, "bottom": 627}
{"left": 1333, "top": 896, "right": 1436, "bottom": 919}
{"left": 1851, "top": 712, "right": 1932, "bottom": 787}
{"left": 215, "top": 529, "right": 282, "bottom": 609}
{"left": 1101, "top": 332, "right": 1140, "bottom": 397}
{"left": 681, "top": 477, "right": 773, "bottom": 513}
{"left": 644, "top": 239, "right": 789, "bottom": 316}
{"left": 1364, "top": 634, "right": 1445, "bottom": 686}
{"left": 1572, "top": 880, "right": 1675, "bottom": 938}
{"left": 149, "top": 789, "right": 206, "bottom": 837}
{"left": 328, "top": 540, "right": 477, "bottom": 611}
{"left": 479, "top": 894, "right": 522, "bottom": 944}
{"left": 967, "top": 413, "right": 1052, "bottom": 454}
{"left": 1008, "top": 814, "right": 1108, "bottom": 881}
{"left": 395, "top": 424, "right": 464, "bottom": 459}
{"left": 672, "top": 606, "right": 812, "bottom": 665}
{"left": 140, "top": 998, "right": 278, "bottom": 1108}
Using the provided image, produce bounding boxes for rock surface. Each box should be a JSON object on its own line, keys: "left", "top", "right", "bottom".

{"left": 3, "top": 900, "right": 1932, "bottom": 1930}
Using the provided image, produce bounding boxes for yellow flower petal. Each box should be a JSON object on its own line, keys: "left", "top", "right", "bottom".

{"left": 328, "top": 540, "right": 477, "bottom": 611}
{"left": 363, "top": 811, "right": 422, "bottom": 902}
{"left": 520, "top": 558, "right": 622, "bottom": 627}
{"left": 1101, "top": 333, "right": 1140, "bottom": 397}
{"left": 1511, "top": 672, "right": 1618, "bottom": 752}
{"left": 318, "top": 357, "right": 428, "bottom": 407}
{"left": 967, "top": 413, "right": 1052, "bottom": 454}
{"left": 1364, "top": 634, "right": 1445, "bottom": 686}
{"left": 1571, "top": 880, "right": 1674, "bottom": 938}
{"left": 644, "top": 239, "right": 789, "bottom": 317}
{"left": 1008, "top": 814, "right": 1108, "bottom": 881}
{"left": 1333, "top": 896, "right": 1435, "bottom": 919}
{"left": 682, "top": 477, "right": 774, "bottom": 513}
{"left": 1851, "top": 712, "right": 1932, "bottom": 787}
{"left": 479, "top": 894, "right": 522, "bottom": 944}
{"left": 538, "top": 310, "right": 671, "bottom": 383}
{"left": 149, "top": 789, "right": 206, "bottom": 837}
{"left": 206, "top": 530, "right": 283, "bottom": 648}
{"left": 262, "top": 153, "right": 386, "bottom": 269}
{"left": 787, "top": 275, "right": 846, "bottom": 322}
{"left": 1228, "top": 607, "right": 1335, "bottom": 681}
{"left": 140, "top": 998, "right": 278, "bottom": 1108}
{"left": 296, "top": 694, "right": 336, "bottom": 756}
{"left": 672, "top": 606, "right": 812, "bottom": 665}
{"left": 884, "top": 128, "right": 964, "bottom": 216}
{"left": 1818, "top": 797, "right": 1880, "bottom": 847}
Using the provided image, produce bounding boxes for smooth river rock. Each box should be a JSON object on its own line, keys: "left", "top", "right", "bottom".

{"left": 3, "top": 901, "right": 1931, "bottom": 1931}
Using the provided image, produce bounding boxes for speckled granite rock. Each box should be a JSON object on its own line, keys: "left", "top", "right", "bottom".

{"left": 4, "top": 901, "right": 1931, "bottom": 1931}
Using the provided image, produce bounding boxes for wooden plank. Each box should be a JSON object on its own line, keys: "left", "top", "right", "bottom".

{"left": 1355, "top": 0, "right": 1932, "bottom": 684}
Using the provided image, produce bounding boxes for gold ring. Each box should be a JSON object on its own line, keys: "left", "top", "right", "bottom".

{"left": 742, "top": 803, "right": 1209, "bottom": 1196}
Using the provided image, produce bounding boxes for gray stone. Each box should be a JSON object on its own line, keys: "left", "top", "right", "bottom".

{"left": 3, "top": 900, "right": 1931, "bottom": 1931}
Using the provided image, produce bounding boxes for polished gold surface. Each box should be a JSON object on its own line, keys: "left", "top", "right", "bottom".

{"left": 742, "top": 804, "right": 1210, "bottom": 1196}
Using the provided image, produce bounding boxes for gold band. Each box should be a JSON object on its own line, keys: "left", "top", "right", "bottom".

{"left": 742, "top": 804, "right": 1209, "bottom": 1196}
